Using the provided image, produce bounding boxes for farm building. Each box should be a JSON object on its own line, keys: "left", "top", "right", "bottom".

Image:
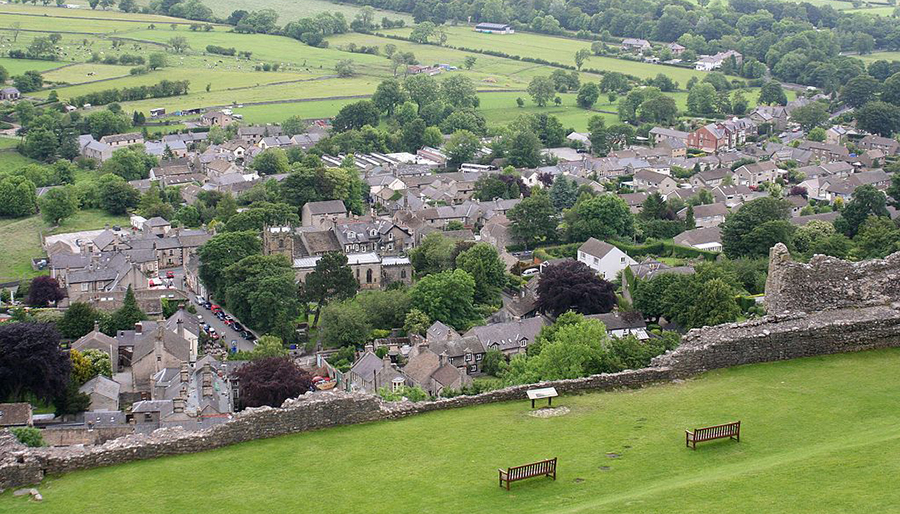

{"left": 474, "top": 23, "right": 514, "bottom": 34}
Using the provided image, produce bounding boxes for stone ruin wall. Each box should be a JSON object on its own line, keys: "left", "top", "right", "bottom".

{"left": 765, "top": 243, "right": 900, "bottom": 314}
{"left": 4, "top": 248, "right": 900, "bottom": 490}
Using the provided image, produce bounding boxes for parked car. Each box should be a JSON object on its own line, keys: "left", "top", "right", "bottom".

{"left": 211, "top": 304, "right": 221, "bottom": 313}
{"left": 203, "top": 302, "right": 212, "bottom": 310}
{"left": 522, "top": 268, "right": 539, "bottom": 277}
{"left": 195, "top": 295, "right": 206, "bottom": 305}
{"left": 243, "top": 331, "right": 256, "bottom": 341}
{"left": 166, "top": 270, "right": 175, "bottom": 279}
{"left": 232, "top": 322, "right": 244, "bottom": 332}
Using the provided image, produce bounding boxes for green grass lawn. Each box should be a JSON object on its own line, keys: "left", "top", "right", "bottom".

{"left": 0, "top": 149, "right": 38, "bottom": 170}
{"left": 4, "top": 348, "right": 900, "bottom": 513}
{"left": 0, "top": 209, "right": 129, "bottom": 282}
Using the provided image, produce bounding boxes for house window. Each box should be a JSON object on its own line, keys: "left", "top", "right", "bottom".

{"left": 81, "top": 283, "right": 89, "bottom": 291}
{"left": 621, "top": 257, "right": 626, "bottom": 263}
{"left": 468, "top": 365, "right": 477, "bottom": 373}
{"left": 593, "top": 256, "right": 599, "bottom": 264}
{"left": 400, "top": 269, "right": 407, "bottom": 279}
{"left": 476, "top": 354, "right": 483, "bottom": 361}
{"left": 144, "top": 414, "right": 153, "bottom": 422}
{"left": 366, "top": 269, "right": 373, "bottom": 283}
{"left": 465, "top": 354, "right": 472, "bottom": 362}
{"left": 520, "top": 339, "right": 527, "bottom": 347}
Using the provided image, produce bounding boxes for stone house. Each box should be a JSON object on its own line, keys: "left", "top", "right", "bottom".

{"left": 402, "top": 345, "right": 470, "bottom": 396}
{"left": 0, "top": 87, "right": 21, "bottom": 101}
{"left": 679, "top": 202, "right": 728, "bottom": 228}
{"left": 130, "top": 323, "right": 193, "bottom": 391}
{"left": 797, "top": 141, "right": 849, "bottom": 163}
{"left": 302, "top": 200, "right": 348, "bottom": 229}
{"left": 0, "top": 403, "right": 33, "bottom": 427}
{"left": 464, "top": 317, "right": 546, "bottom": 357}
{"left": 200, "top": 111, "right": 233, "bottom": 127}
{"left": 79, "top": 376, "right": 120, "bottom": 412}
{"left": 427, "top": 334, "right": 487, "bottom": 375}
{"left": 674, "top": 226, "right": 723, "bottom": 252}
{"left": 586, "top": 312, "right": 650, "bottom": 340}
{"left": 633, "top": 170, "right": 678, "bottom": 195}
{"left": 621, "top": 38, "right": 651, "bottom": 53}
{"left": 577, "top": 237, "right": 637, "bottom": 281}
{"left": 688, "top": 123, "right": 738, "bottom": 153}
{"left": 857, "top": 134, "right": 900, "bottom": 155}
{"left": 733, "top": 161, "right": 780, "bottom": 187}
{"left": 99, "top": 132, "right": 144, "bottom": 148}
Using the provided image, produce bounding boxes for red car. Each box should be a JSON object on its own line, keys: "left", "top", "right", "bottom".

{"left": 166, "top": 271, "right": 175, "bottom": 279}
{"left": 211, "top": 305, "right": 222, "bottom": 313}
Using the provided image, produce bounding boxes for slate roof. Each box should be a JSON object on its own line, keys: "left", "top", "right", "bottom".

{"left": 79, "top": 375, "right": 120, "bottom": 401}
{"left": 305, "top": 200, "right": 347, "bottom": 215}
{"left": 579, "top": 237, "right": 617, "bottom": 259}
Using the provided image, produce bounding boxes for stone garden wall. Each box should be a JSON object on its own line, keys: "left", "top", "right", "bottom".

{"left": 4, "top": 249, "right": 900, "bottom": 490}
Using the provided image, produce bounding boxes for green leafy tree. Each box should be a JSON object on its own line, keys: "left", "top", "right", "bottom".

{"left": 0, "top": 175, "right": 38, "bottom": 218}
{"left": 855, "top": 101, "right": 900, "bottom": 137}
{"left": 57, "top": 302, "right": 103, "bottom": 340}
{"left": 303, "top": 252, "right": 359, "bottom": 326}
{"left": 97, "top": 174, "right": 139, "bottom": 215}
{"left": 687, "top": 278, "right": 741, "bottom": 328}
{"left": 409, "top": 232, "right": 454, "bottom": 276}
{"left": 445, "top": 129, "right": 480, "bottom": 168}
{"left": 223, "top": 254, "right": 302, "bottom": 340}
{"left": 0, "top": 322, "right": 70, "bottom": 404}
{"left": 441, "top": 75, "right": 479, "bottom": 109}
{"left": 574, "top": 48, "right": 591, "bottom": 70}
{"left": 721, "top": 197, "right": 792, "bottom": 258}
{"left": 320, "top": 300, "right": 372, "bottom": 347}
{"left": 687, "top": 83, "right": 719, "bottom": 116}
{"left": 372, "top": 78, "right": 407, "bottom": 115}
{"left": 198, "top": 231, "right": 261, "bottom": 298}
{"left": 835, "top": 185, "right": 890, "bottom": 237}
{"left": 508, "top": 189, "right": 558, "bottom": 247}
{"left": 409, "top": 269, "right": 478, "bottom": 331}
{"left": 853, "top": 215, "right": 900, "bottom": 259}
{"left": 251, "top": 148, "right": 290, "bottom": 175}
{"left": 790, "top": 102, "right": 829, "bottom": 131}
{"left": 403, "top": 308, "right": 431, "bottom": 336}
{"left": 507, "top": 130, "right": 542, "bottom": 168}
{"left": 576, "top": 82, "right": 600, "bottom": 109}
{"left": 840, "top": 75, "right": 880, "bottom": 108}
{"left": 565, "top": 194, "right": 634, "bottom": 242}
{"left": 549, "top": 175, "right": 578, "bottom": 212}
{"left": 456, "top": 243, "right": 506, "bottom": 305}
{"left": 758, "top": 81, "right": 788, "bottom": 106}
{"left": 527, "top": 76, "right": 556, "bottom": 107}
{"left": 107, "top": 285, "right": 147, "bottom": 334}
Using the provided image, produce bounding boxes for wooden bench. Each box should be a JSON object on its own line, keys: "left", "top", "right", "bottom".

{"left": 498, "top": 458, "right": 557, "bottom": 490}
{"left": 685, "top": 421, "right": 741, "bottom": 450}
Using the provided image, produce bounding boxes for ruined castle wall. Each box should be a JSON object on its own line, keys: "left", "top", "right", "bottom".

{"left": 765, "top": 244, "right": 900, "bottom": 314}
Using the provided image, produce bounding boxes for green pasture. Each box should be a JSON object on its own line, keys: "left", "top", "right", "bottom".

{"left": 382, "top": 26, "right": 709, "bottom": 83}
{"left": 0, "top": 209, "right": 129, "bottom": 282}
{"left": 0, "top": 57, "right": 61, "bottom": 75}
{"left": 191, "top": 0, "right": 413, "bottom": 24}
{"left": 2, "top": 348, "right": 900, "bottom": 512}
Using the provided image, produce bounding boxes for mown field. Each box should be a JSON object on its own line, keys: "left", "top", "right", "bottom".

{"left": 2, "top": 348, "right": 899, "bottom": 513}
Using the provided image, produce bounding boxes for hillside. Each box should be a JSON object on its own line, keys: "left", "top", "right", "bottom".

{"left": 3, "top": 348, "right": 899, "bottom": 513}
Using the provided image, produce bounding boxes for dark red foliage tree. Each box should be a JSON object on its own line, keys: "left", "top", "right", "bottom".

{"left": 789, "top": 186, "right": 808, "bottom": 198}
{"left": 26, "top": 276, "right": 65, "bottom": 307}
{"left": 234, "top": 357, "right": 313, "bottom": 409}
{"left": 536, "top": 260, "right": 617, "bottom": 317}
{"left": 0, "top": 322, "right": 70, "bottom": 403}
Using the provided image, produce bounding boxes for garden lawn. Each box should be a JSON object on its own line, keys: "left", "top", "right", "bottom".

{"left": 0, "top": 209, "right": 129, "bottom": 282}
{"left": 4, "top": 348, "right": 900, "bottom": 513}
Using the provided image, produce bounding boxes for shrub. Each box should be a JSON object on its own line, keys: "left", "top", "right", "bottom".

{"left": 11, "top": 426, "right": 45, "bottom": 447}
{"left": 378, "top": 385, "right": 429, "bottom": 402}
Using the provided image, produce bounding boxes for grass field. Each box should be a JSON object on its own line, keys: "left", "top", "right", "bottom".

{"left": 0, "top": 209, "right": 129, "bottom": 282}
{"left": 856, "top": 51, "right": 900, "bottom": 63}
{"left": 3, "top": 348, "right": 899, "bottom": 513}
{"left": 0, "top": 57, "right": 62, "bottom": 75}
{"left": 189, "top": 0, "right": 413, "bottom": 24}
{"left": 382, "top": 26, "right": 709, "bottom": 84}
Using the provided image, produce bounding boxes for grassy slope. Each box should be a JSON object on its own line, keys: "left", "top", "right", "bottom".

{"left": 3, "top": 349, "right": 900, "bottom": 513}
{"left": 0, "top": 209, "right": 129, "bottom": 282}
{"left": 382, "top": 26, "right": 708, "bottom": 83}
{"left": 193, "top": 0, "right": 413, "bottom": 24}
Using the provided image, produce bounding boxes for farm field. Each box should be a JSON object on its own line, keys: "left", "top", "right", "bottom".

{"left": 844, "top": 5, "right": 895, "bottom": 14}
{"left": 186, "top": 0, "right": 413, "bottom": 24}
{"left": 856, "top": 51, "right": 900, "bottom": 63}
{"left": 2, "top": 348, "right": 900, "bottom": 513}
{"left": 0, "top": 210, "right": 129, "bottom": 282}
{"left": 0, "top": 4, "right": 204, "bottom": 23}
{"left": 381, "top": 26, "right": 709, "bottom": 83}
{"left": 0, "top": 57, "right": 61, "bottom": 75}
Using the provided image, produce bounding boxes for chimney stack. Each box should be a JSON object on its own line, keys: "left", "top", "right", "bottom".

{"left": 176, "top": 317, "right": 184, "bottom": 339}
{"left": 201, "top": 362, "right": 213, "bottom": 398}
{"left": 180, "top": 362, "right": 189, "bottom": 383}
{"left": 93, "top": 320, "right": 100, "bottom": 333}
{"left": 135, "top": 322, "right": 142, "bottom": 334}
